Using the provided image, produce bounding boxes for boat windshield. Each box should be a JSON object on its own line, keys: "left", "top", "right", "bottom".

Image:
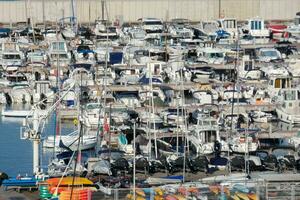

{"left": 144, "top": 21, "right": 162, "bottom": 25}
{"left": 52, "top": 42, "right": 66, "bottom": 51}
{"left": 203, "top": 22, "right": 218, "bottom": 31}
{"left": 51, "top": 54, "right": 68, "bottom": 59}
{"left": 7, "top": 76, "right": 27, "bottom": 82}
{"left": 86, "top": 103, "right": 101, "bottom": 109}
{"left": 208, "top": 52, "right": 224, "bottom": 58}
{"left": 3, "top": 54, "right": 21, "bottom": 59}
{"left": 199, "top": 119, "right": 217, "bottom": 126}
{"left": 133, "top": 31, "right": 145, "bottom": 39}
{"left": 272, "top": 148, "right": 295, "bottom": 157}
{"left": 111, "top": 107, "right": 127, "bottom": 112}
{"left": 261, "top": 50, "right": 277, "bottom": 57}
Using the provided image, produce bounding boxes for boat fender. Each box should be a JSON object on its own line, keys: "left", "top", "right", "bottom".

{"left": 118, "top": 133, "right": 128, "bottom": 145}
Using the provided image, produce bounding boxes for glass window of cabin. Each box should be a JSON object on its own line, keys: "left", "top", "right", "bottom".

{"left": 59, "top": 42, "right": 65, "bottom": 50}
{"left": 285, "top": 91, "right": 296, "bottom": 101}
{"left": 3, "top": 54, "right": 20, "bottom": 59}
{"left": 295, "top": 17, "right": 300, "bottom": 25}
{"left": 275, "top": 79, "right": 281, "bottom": 88}
{"left": 154, "top": 64, "right": 160, "bottom": 74}
{"left": 244, "top": 61, "right": 253, "bottom": 71}
{"left": 251, "top": 21, "right": 255, "bottom": 30}
{"left": 52, "top": 43, "right": 58, "bottom": 50}
{"left": 292, "top": 90, "right": 296, "bottom": 100}
{"left": 188, "top": 141, "right": 197, "bottom": 155}
{"left": 282, "top": 79, "right": 286, "bottom": 88}
{"left": 225, "top": 20, "right": 235, "bottom": 29}
{"left": 205, "top": 131, "right": 216, "bottom": 143}
{"left": 298, "top": 91, "right": 300, "bottom": 100}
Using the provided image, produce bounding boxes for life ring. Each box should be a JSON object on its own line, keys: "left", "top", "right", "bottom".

{"left": 73, "top": 118, "right": 78, "bottom": 126}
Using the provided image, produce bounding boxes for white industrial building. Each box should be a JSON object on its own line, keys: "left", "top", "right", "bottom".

{"left": 0, "top": 0, "right": 299, "bottom": 24}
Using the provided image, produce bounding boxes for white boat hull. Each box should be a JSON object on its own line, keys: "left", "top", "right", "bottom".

{"left": 276, "top": 108, "right": 300, "bottom": 124}
{"left": 1, "top": 110, "right": 32, "bottom": 117}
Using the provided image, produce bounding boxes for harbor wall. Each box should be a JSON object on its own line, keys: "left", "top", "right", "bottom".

{"left": 0, "top": 0, "right": 299, "bottom": 24}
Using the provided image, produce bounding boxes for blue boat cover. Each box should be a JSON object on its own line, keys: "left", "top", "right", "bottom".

{"left": 2, "top": 177, "right": 37, "bottom": 187}
{"left": 109, "top": 52, "right": 123, "bottom": 64}
{"left": 139, "top": 76, "right": 162, "bottom": 84}
{"left": 161, "top": 175, "right": 183, "bottom": 180}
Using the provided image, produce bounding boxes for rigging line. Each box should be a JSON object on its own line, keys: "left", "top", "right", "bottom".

{"left": 70, "top": 123, "right": 83, "bottom": 200}
{"left": 70, "top": 83, "right": 83, "bottom": 200}
{"left": 228, "top": 27, "right": 239, "bottom": 174}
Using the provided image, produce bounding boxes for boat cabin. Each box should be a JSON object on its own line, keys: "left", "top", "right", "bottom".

{"left": 267, "top": 76, "right": 291, "bottom": 96}
{"left": 238, "top": 55, "right": 261, "bottom": 79}
{"left": 196, "top": 47, "right": 225, "bottom": 64}
{"left": 244, "top": 18, "right": 270, "bottom": 41}
{"left": 217, "top": 18, "right": 238, "bottom": 37}
{"left": 140, "top": 18, "right": 163, "bottom": 34}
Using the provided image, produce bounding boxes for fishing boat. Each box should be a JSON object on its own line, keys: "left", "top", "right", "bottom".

{"left": 276, "top": 88, "right": 300, "bottom": 124}
{"left": 43, "top": 132, "right": 97, "bottom": 152}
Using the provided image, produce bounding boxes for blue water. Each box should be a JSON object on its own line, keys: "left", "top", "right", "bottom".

{"left": 0, "top": 104, "right": 77, "bottom": 177}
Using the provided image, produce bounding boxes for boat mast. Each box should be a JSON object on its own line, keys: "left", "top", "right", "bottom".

{"left": 133, "top": 121, "right": 136, "bottom": 199}
{"left": 71, "top": 0, "right": 76, "bottom": 33}
{"left": 32, "top": 110, "right": 40, "bottom": 175}
{"left": 150, "top": 62, "right": 158, "bottom": 159}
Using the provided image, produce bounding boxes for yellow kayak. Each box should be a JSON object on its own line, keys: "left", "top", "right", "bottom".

{"left": 209, "top": 185, "right": 219, "bottom": 194}
{"left": 231, "top": 194, "right": 241, "bottom": 200}
{"left": 155, "top": 188, "right": 164, "bottom": 196}
{"left": 173, "top": 194, "right": 186, "bottom": 200}
{"left": 236, "top": 192, "right": 250, "bottom": 200}
{"left": 154, "top": 195, "right": 164, "bottom": 200}
{"left": 136, "top": 189, "right": 146, "bottom": 197}
{"left": 248, "top": 193, "right": 258, "bottom": 200}
{"left": 126, "top": 194, "right": 146, "bottom": 200}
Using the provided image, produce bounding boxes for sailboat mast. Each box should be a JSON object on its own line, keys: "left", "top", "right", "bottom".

{"left": 70, "top": 0, "right": 76, "bottom": 33}
{"left": 150, "top": 63, "right": 158, "bottom": 159}
{"left": 133, "top": 122, "right": 136, "bottom": 200}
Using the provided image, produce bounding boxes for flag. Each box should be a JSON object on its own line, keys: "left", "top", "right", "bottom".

{"left": 103, "top": 116, "right": 110, "bottom": 132}
{"left": 77, "top": 151, "right": 81, "bottom": 164}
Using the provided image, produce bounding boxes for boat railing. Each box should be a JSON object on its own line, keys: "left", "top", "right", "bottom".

{"left": 20, "top": 126, "right": 30, "bottom": 140}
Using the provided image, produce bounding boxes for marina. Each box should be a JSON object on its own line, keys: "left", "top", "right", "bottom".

{"left": 2, "top": 0, "right": 300, "bottom": 200}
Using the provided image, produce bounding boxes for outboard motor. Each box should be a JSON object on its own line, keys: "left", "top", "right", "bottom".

{"left": 134, "top": 156, "right": 149, "bottom": 173}
{"left": 111, "top": 157, "right": 130, "bottom": 176}
{"left": 262, "top": 154, "right": 278, "bottom": 171}
{"left": 188, "top": 155, "right": 209, "bottom": 173}
{"left": 149, "top": 156, "right": 167, "bottom": 174}
{"left": 0, "top": 172, "right": 8, "bottom": 186}
{"left": 166, "top": 155, "right": 188, "bottom": 174}
{"left": 4, "top": 93, "right": 11, "bottom": 105}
